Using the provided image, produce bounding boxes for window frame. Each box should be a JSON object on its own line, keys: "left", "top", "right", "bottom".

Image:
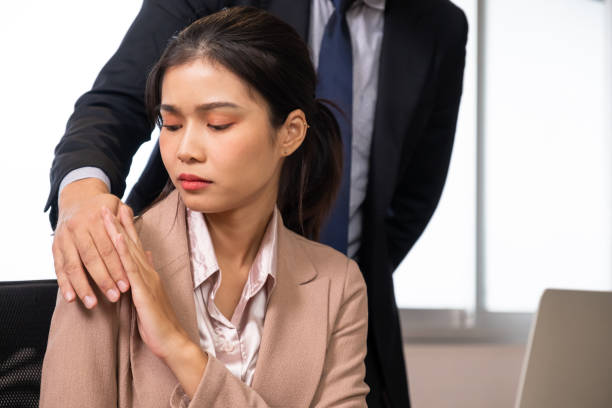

{"left": 400, "top": 0, "right": 609, "bottom": 344}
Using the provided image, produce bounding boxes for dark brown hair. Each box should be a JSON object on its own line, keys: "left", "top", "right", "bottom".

{"left": 145, "top": 6, "right": 342, "bottom": 240}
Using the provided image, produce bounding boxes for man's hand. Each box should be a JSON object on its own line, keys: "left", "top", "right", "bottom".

{"left": 52, "top": 178, "right": 130, "bottom": 308}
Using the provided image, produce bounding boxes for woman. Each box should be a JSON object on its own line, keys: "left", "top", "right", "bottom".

{"left": 40, "top": 6, "right": 368, "bottom": 407}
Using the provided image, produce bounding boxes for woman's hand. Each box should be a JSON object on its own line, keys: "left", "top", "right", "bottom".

{"left": 102, "top": 206, "right": 207, "bottom": 397}
{"left": 101, "top": 205, "right": 188, "bottom": 359}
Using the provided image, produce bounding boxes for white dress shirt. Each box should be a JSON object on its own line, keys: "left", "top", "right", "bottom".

{"left": 309, "top": 0, "right": 385, "bottom": 257}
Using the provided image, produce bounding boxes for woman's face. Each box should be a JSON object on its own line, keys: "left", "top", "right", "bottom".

{"left": 158, "top": 59, "right": 286, "bottom": 215}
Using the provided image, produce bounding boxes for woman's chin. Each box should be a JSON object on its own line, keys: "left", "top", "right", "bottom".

{"left": 179, "top": 193, "right": 229, "bottom": 214}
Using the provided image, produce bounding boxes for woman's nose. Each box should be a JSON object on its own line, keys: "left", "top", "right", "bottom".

{"left": 176, "top": 125, "right": 205, "bottom": 163}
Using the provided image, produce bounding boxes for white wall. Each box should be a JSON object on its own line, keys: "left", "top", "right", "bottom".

{"left": 0, "top": 1, "right": 145, "bottom": 280}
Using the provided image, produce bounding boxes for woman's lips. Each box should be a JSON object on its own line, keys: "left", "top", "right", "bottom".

{"left": 178, "top": 173, "right": 212, "bottom": 191}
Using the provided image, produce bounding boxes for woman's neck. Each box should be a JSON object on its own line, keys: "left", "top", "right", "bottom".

{"left": 204, "top": 196, "right": 276, "bottom": 277}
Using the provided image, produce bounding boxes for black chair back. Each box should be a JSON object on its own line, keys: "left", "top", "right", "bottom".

{"left": 0, "top": 280, "right": 58, "bottom": 408}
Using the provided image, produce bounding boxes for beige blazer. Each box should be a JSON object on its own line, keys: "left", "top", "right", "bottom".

{"left": 40, "top": 191, "right": 369, "bottom": 407}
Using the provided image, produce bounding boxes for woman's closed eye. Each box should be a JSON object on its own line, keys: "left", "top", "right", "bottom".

{"left": 162, "top": 124, "right": 182, "bottom": 132}
{"left": 208, "top": 123, "right": 233, "bottom": 131}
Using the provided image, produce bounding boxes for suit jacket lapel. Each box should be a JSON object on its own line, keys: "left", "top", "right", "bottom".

{"left": 371, "top": 0, "right": 436, "bottom": 199}
{"left": 252, "top": 223, "right": 330, "bottom": 406}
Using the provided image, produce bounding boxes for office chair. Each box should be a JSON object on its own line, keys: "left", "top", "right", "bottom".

{"left": 0, "top": 280, "right": 58, "bottom": 408}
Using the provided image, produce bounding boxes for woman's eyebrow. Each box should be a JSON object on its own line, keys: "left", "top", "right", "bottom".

{"left": 160, "top": 102, "right": 241, "bottom": 114}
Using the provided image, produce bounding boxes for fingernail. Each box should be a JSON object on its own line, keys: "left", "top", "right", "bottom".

{"left": 64, "top": 291, "right": 75, "bottom": 302}
{"left": 106, "top": 288, "right": 120, "bottom": 302}
{"left": 84, "top": 295, "right": 96, "bottom": 308}
{"left": 117, "top": 280, "right": 129, "bottom": 292}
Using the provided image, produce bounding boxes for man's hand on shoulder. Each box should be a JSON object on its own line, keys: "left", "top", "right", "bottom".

{"left": 53, "top": 178, "right": 131, "bottom": 308}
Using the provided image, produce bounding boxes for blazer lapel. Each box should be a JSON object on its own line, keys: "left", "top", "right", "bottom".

{"left": 371, "top": 0, "right": 436, "bottom": 199}
{"left": 158, "top": 258, "right": 200, "bottom": 345}
{"left": 252, "top": 224, "right": 330, "bottom": 406}
{"left": 138, "top": 191, "right": 199, "bottom": 344}
{"left": 140, "top": 193, "right": 330, "bottom": 405}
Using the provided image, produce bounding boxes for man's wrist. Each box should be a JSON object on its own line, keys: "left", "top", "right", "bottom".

{"left": 58, "top": 178, "right": 111, "bottom": 212}
{"left": 58, "top": 167, "right": 112, "bottom": 206}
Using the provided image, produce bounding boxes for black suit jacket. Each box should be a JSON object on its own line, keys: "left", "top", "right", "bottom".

{"left": 45, "top": 1, "right": 467, "bottom": 406}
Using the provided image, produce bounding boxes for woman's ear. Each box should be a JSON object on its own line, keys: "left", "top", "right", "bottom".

{"left": 279, "top": 109, "right": 308, "bottom": 157}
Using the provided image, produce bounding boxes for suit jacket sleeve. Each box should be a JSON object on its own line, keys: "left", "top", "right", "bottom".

{"left": 39, "top": 288, "right": 132, "bottom": 407}
{"left": 45, "top": 0, "right": 220, "bottom": 228}
{"left": 386, "top": 6, "right": 469, "bottom": 270}
{"left": 170, "top": 260, "right": 369, "bottom": 407}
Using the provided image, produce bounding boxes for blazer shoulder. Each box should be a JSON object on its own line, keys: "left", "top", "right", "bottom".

{"left": 284, "top": 229, "right": 364, "bottom": 289}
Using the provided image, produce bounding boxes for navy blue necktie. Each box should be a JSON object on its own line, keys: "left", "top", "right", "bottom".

{"left": 317, "top": 0, "right": 354, "bottom": 254}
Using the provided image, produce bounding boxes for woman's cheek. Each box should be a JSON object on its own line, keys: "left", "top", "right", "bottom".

{"left": 159, "top": 135, "right": 177, "bottom": 176}
{"left": 217, "top": 137, "right": 254, "bottom": 172}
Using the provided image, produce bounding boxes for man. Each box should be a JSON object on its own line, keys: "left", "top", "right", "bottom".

{"left": 47, "top": 0, "right": 467, "bottom": 406}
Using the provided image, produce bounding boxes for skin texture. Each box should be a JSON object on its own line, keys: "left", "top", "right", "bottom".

{"left": 100, "top": 59, "right": 308, "bottom": 397}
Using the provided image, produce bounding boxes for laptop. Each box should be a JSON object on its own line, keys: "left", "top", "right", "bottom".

{"left": 515, "top": 289, "right": 612, "bottom": 408}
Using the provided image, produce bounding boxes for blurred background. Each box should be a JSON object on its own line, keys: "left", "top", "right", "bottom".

{"left": 0, "top": 0, "right": 610, "bottom": 406}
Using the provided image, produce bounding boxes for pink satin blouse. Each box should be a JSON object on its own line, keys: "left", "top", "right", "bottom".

{"left": 186, "top": 208, "right": 278, "bottom": 386}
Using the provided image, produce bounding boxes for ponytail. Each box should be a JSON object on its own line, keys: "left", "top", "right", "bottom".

{"left": 278, "top": 99, "right": 343, "bottom": 240}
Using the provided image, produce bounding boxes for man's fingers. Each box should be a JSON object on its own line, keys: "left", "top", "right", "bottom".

{"left": 72, "top": 228, "right": 120, "bottom": 304}
{"left": 58, "top": 237, "right": 98, "bottom": 309}
{"left": 51, "top": 238, "right": 75, "bottom": 302}
{"left": 54, "top": 185, "right": 126, "bottom": 307}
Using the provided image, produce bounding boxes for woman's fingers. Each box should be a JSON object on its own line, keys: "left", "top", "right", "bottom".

{"left": 91, "top": 209, "right": 129, "bottom": 292}
{"left": 116, "top": 206, "right": 157, "bottom": 276}
{"left": 102, "top": 208, "right": 144, "bottom": 287}
{"left": 119, "top": 204, "right": 141, "bottom": 249}
{"left": 145, "top": 250, "right": 154, "bottom": 267}
{"left": 116, "top": 234, "right": 145, "bottom": 287}
{"left": 101, "top": 206, "right": 157, "bottom": 297}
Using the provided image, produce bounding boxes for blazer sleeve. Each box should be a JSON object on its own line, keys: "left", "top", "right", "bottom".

{"left": 310, "top": 259, "right": 369, "bottom": 407}
{"left": 386, "top": 6, "right": 469, "bottom": 270}
{"left": 169, "top": 260, "right": 369, "bottom": 407}
{"left": 45, "top": 0, "right": 220, "bottom": 228}
{"left": 39, "top": 288, "right": 131, "bottom": 407}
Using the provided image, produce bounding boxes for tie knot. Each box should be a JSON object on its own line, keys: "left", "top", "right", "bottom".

{"left": 333, "top": 0, "right": 356, "bottom": 14}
